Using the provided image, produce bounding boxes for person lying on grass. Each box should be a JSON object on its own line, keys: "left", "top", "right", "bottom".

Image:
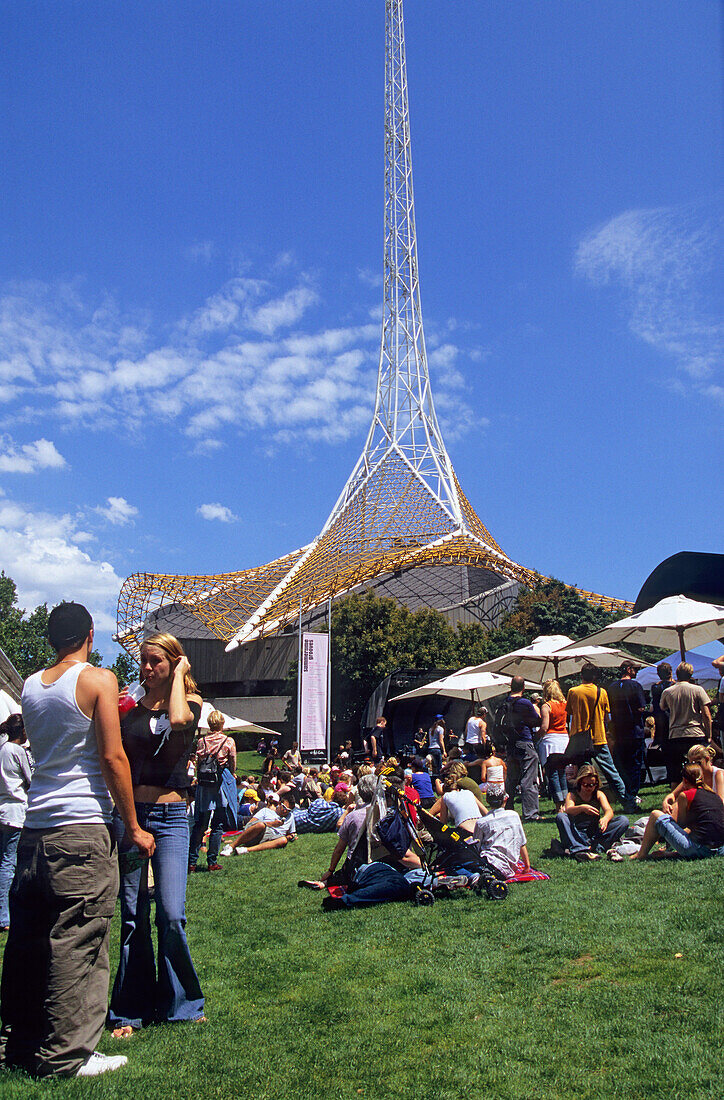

{"left": 662, "top": 743, "right": 724, "bottom": 814}
{"left": 292, "top": 781, "right": 354, "bottom": 833}
{"left": 632, "top": 762, "right": 724, "bottom": 861}
{"left": 220, "top": 791, "right": 297, "bottom": 856}
{"left": 555, "top": 765, "right": 629, "bottom": 863}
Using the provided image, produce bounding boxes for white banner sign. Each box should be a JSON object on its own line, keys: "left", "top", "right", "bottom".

{"left": 299, "top": 632, "right": 329, "bottom": 752}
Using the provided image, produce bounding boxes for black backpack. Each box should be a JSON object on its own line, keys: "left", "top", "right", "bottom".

{"left": 196, "top": 738, "right": 222, "bottom": 787}
{"left": 493, "top": 698, "right": 523, "bottom": 750}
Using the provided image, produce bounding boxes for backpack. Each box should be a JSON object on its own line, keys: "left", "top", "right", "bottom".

{"left": 493, "top": 698, "right": 523, "bottom": 750}
{"left": 375, "top": 808, "right": 412, "bottom": 860}
{"left": 196, "top": 738, "right": 222, "bottom": 787}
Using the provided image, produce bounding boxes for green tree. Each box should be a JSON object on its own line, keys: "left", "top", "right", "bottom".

{"left": 108, "top": 650, "right": 139, "bottom": 687}
{"left": 0, "top": 573, "right": 55, "bottom": 678}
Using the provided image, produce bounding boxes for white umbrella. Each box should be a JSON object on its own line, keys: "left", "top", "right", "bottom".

{"left": 561, "top": 594, "right": 724, "bottom": 662}
{"left": 0, "top": 689, "right": 21, "bottom": 723}
{"left": 462, "top": 634, "right": 642, "bottom": 683}
{"left": 390, "top": 669, "right": 541, "bottom": 704}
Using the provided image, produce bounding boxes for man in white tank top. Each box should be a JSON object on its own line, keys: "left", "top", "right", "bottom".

{"left": 464, "top": 708, "right": 485, "bottom": 757}
{"left": 0, "top": 602, "right": 154, "bottom": 1079}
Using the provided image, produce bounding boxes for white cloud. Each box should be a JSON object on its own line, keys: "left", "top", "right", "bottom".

{"left": 0, "top": 499, "right": 122, "bottom": 632}
{"left": 186, "top": 240, "right": 216, "bottom": 264}
{"left": 96, "top": 496, "right": 138, "bottom": 526}
{"left": 575, "top": 201, "right": 723, "bottom": 397}
{"left": 197, "top": 502, "right": 239, "bottom": 523}
{"left": 0, "top": 437, "right": 66, "bottom": 473}
{"left": 0, "top": 263, "right": 476, "bottom": 449}
{"left": 358, "top": 267, "right": 383, "bottom": 289}
{"left": 244, "top": 285, "right": 319, "bottom": 336}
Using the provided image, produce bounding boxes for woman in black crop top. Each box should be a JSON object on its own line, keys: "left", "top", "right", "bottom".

{"left": 109, "top": 633, "right": 205, "bottom": 1037}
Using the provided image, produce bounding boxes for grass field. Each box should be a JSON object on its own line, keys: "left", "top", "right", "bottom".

{"left": 2, "top": 756, "right": 723, "bottom": 1099}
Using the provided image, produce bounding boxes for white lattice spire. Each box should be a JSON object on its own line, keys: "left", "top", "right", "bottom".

{"left": 324, "top": 0, "right": 464, "bottom": 533}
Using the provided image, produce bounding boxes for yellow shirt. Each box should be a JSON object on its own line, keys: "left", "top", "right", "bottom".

{"left": 566, "top": 684, "right": 610, "bottom": 746}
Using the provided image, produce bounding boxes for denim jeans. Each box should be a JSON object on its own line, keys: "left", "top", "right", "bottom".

{"left": 556, "top": 811, "right": 629, "bottom": 854}
{"left": 429, "top": 748, "right": 443, "bottom": 774}
{"left": 189, "top": 808, "right": 225, "bottom": 867}
{"left": 590, "top": 744, "right": 629, "bottom": 805}
{"left": 341, "top": 862, "right": 415, "bottom": 908}
{"left": 655, "top": 814, "right": 724, "bottom": 860}
{"left": 0, "top": 825, "right": 21, "bottom": 927}
{"left": 612, "top": 736, "right": 647, "bottom": 802}
{"left": 542, "top": 753, "right": 568, "bottom": 805}
{"left": 109, "top": 802, "right": 204, "bottom": 1028}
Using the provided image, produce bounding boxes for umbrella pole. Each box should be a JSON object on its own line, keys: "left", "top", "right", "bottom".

{"left": 678, "top": 628, "right": 686, "bottom": 663}
{"left": 553, "top": 657, "right": 559, "bottom": 680}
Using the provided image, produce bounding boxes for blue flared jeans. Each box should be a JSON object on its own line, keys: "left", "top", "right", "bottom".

{"left": 109, "top": 802, "right": 204, "bottom": 1029}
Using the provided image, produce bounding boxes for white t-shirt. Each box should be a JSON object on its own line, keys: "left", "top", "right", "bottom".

{"left": 473, "top": 808, "right": 527, "bottom": 878}
{"left": 443, "top": 789, "right": 484, "bottom": 826}
{"left": 256, "top": 805, "right": 296, "bottom": 841}
{"left": 429, "top": 724, "right": 445, "bottom": 750}
{"left": 0, "top": 741, "right": 33, "bottom": 828}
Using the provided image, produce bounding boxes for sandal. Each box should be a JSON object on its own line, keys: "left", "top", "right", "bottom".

{"left": 111, "top": 1026, "right": 135, "bottom": 1040}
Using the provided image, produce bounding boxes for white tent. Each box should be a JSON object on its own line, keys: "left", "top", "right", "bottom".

{"left": 390, "top": 669, "right": 541, "bottom": 704}
{"left": 636, "top": 650, "right": 722, "bottom": 691}
{"left": 0, "top": 689, "right": 21, "bottom": 723}
{"left": 198, "top": 701, "right": 277, "bottom": 738}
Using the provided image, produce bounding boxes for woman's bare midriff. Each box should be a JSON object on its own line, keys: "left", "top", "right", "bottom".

{"left": 133, "top": 785, "right": 187, "bottom": 804}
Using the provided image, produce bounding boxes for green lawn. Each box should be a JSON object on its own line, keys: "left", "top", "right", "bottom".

{"left": 2, "top": 780, "right": 723, "bottom": 1099}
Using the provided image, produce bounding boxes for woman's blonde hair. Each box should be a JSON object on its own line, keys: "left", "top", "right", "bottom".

{"left": 141, "top": 633, "right": 198, "bottom": 695}
{"left": 687, "top": 743, "right": 716, "bottom": 764}
{"left": 574, "top": 764, "right": 599, "bottom": 792}
{"left": 207, "top": 710, "right": 225, "bottom": 732}
{"left": 442, "top": 761, "right": 468, "bottom": 792}
{"left": 542, "top": 679, "right": 565, "bottom": 703}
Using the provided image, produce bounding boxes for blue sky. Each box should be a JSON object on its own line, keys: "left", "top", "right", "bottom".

{"left": 1, "top": 1, "right": 722, "bottom": 662}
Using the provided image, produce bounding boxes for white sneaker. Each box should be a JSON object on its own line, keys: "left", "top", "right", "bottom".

{"left": 76, "top": 1051, "right": 129, "bottom": 1077}
{"left": 220, "top": 844, "right": 234, "bottom": 857}
{"left": 236, "top": 846, "right": 248, "bottom": 855}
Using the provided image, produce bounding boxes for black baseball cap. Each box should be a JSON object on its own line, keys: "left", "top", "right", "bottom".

{"left": 47, "top": 602, "right": 93, "bottom": 651}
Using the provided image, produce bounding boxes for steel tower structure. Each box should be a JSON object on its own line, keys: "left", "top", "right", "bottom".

{"left": 116, "top": 0, "right": 630, "bottom": 658}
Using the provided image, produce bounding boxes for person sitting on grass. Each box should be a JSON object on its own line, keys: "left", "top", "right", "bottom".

{"left": 555, "top": 765, "right": 629, "bottom": 863}
{"left": 220, "top": 791, "right": 297, "bottom": 856}
{"left": 466, "top": 740, "right": 507, "bottom": 796}
{"left": 409, "top": 756, "right": 436, "bottom": 809}
{"left": 316, "top": 772, "right": 423, "bottom": 911}
{"left": 429, "top": 761, "right": 487, "bottom": 835}
{"left": 632, "top": 762, "right": 724, "bottom": 861}
{"left": 292, "top": 781, "right": 351, "bottom": 833}
{"left": 473, "top": 788, "right": 530, "bottom": 879}
{"left": 662, "top": 743, "right": 724, "bottom": 813}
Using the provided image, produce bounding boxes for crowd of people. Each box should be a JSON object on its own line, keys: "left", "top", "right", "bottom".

{"left": 0, "top": 600, "right": 722, "bottom": 1078}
